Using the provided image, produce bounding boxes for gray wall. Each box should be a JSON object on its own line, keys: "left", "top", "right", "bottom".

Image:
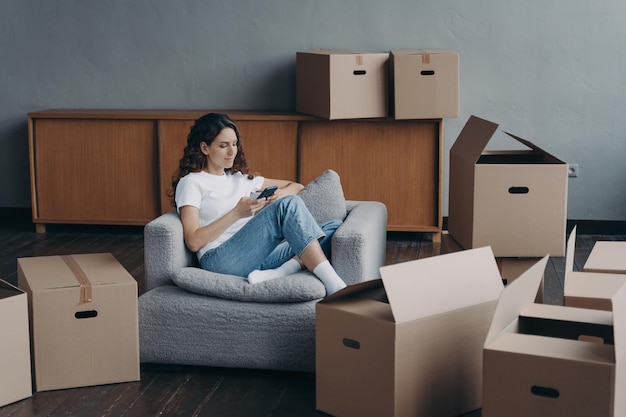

{"left": 2, "top": 0, "right": 625, "bottom": 220}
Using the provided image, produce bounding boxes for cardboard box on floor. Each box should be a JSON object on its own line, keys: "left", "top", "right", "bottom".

{"left": 18, "top": 253, "right": 140, "bottom": 392}
{"left": 448, "top": 115, "right": 568, "bottom": 257}
{"left": 564, "top": 227, "right": 626, "bottom": 311}
{"left": 483, "top": 255, "right": 626, "bottom": 417}
{"left": 584, "top": 241, "right": 626, "bottom": 274}
{"left": 0, "top": 279, "right": 32, "bottom": 407}
{"left": 390, "top": 49, "right": 459, "bottom": 119}
{"left": 296, "top": 50, "right": 389, "bottom": 120}
{"left": 441, "top": 232, "right": 543, "bottom": 302}
{"left": 316, "top": 246, "right": 504, "bottom": 417}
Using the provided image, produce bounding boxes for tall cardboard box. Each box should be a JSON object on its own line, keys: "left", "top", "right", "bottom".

{"left": 390, "top": 49, "right": 459, "bottom": 119}
{"left": 0, "top": 279, "right": 32, "bottom": 407}
{"left": 316, "top": 246, "right": 504, "bottom": 417}
{"left": 448, "top": 115, "right": 568, "bottom": 257}
{"left": 564, "top": 227, "right": 626, "bottom": 311}
{"left": 17, "top": 253, "right": 140, "bottom": 392}
{"left": 584, "top": 241, "right": 626, "bottom": 274}
{"left": 483, "top": 256, "right": 626, "bottom": 417}
{"left": 296, "top": 50, "right": 389, "bottom": 120}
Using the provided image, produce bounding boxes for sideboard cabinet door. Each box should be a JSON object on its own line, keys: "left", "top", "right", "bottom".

{"left": 30, "top": 118, "right": 159, "bottom": 230}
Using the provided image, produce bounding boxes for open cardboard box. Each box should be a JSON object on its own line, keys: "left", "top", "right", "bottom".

{"left": 390, "top": 49, "right": 459, "bottom": 119}
{"left": 316, "top": 246, "right": 504, "bottom": 417}
{"left": 483, "top": 255, "right": 626, "bottom": 417}
{"left": 584, "top": 241, "right": 626, "bottom": 274}
{"left": 0, "top": 279, "right": 32, "bottom": 407}
{"left": 296, "top": 49, "right": 389, "bottom": 120}
{"left": 448, "top": 115, "right": 568, "bottom": 257}
{"left": 18, "top": 253, "right": 140, "bottom": 392}
{"left": 564, "top": 227, "right": 626, "bottom": 311}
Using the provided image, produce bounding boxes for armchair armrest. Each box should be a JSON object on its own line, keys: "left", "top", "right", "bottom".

{"left": 332, "top": 201, "right": 388, "bottom": 285}
{"left": 144, "top": 210, "right": 196, "bottom": 291}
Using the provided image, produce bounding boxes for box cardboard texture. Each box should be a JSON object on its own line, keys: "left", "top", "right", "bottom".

{"left": 564, "top": 227, "right": 626, "bottom": 311}
{"left": 0, "top": 280, "right": 32, "bottom": 407}
{"left": 584, "top": 241, "right": 626, "bottom": 274}
{"left": 296, "top": 50, "right": 389, "bottom": 120}
{"left": 448, "top": 115, "right": 568, "bottom": 257}
{"left": 17, "top": 253, "right": 140, "bottom": 392}
{"left": 390, "top": 49, "right": 459, "bottom": 119}
{"left": 316, "top": 246, "right": 504, "bottom": 417}
{"left": 483, "top": 255, "right": 626, "bottom": 417}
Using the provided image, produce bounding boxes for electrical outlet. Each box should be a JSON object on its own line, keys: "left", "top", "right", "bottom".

{"left": 568, "top": 164, "right": 579, "bottom": 178}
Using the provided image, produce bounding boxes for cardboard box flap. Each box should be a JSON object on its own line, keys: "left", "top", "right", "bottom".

{"left": 485, "top": 256, "right": 549, "bottom": 346}
{"left": 502, "top": 131, "right": 565, "bottom": 163}
{"left": 18, "top": 253, "right": 133, "bottom": 291}
{"left": 565, "top": 226, "right": 577, "bottom": 281}
{"left": 450, "top": 115, "right": 499, "bottom": 165}
{"left": 379, "top": 246, "right": 503, "bottom": 323}
{"left": 320, "top": 278, "right": 383, "bottom": 302}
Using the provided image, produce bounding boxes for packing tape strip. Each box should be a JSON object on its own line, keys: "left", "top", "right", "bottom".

{"left": 421, "top": 53, "right": 431, "bottom": 64}
{"left": 61, "top": 255, "right": 92, "bottom": 304}
{"left": 355, "top": 54, "right": 363, "bottom": 66}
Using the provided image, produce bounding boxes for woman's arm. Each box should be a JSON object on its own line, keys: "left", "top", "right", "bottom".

{"left": 261, "top": 179, "right": 304, "bottom": 201}
{"left": 179, "top": 198, "right": 266, "bottom": 253}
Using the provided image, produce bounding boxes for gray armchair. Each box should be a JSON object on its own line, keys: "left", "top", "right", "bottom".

{"left": 138, "top": 200, "right": 387, "bottom": 372}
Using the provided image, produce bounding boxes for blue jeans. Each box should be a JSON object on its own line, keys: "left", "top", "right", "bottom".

{"left": 199, "top": 195, "right": 342, "bottom": 277}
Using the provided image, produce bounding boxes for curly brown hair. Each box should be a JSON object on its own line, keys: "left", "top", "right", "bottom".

{"left": 168, "top": 113, "right": 253, "bottom": 207}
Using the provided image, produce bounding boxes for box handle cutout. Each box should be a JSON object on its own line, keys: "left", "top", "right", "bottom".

{"left": 421, "top": 70, "right": 435, "bottom": 76}
{"left": 353, "top": 70, "right": 366, "bottom": 76}
{"left": 342, "top": 338, "right": 361, "bottom": 350}
{"left": 75, "top": 310, "right": 98, "bottom": 319}
{"left": 509, "top": 186, "right": 529, "bottom": 194}
{"left": 531, "top": 385, "right": 560, "bottom": 399}
{"left": 579, "top": 334, "right": 605, "bottom": 344}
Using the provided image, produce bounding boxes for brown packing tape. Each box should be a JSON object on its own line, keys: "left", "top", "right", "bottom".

{"left": 355, "top": 54, "right": 363, "bottom": 66}
{"left": 422, "top": 53, "right": 431, "bottom": 64}
{"left": 61, "top": 255, "right": 92, "bottom": 304}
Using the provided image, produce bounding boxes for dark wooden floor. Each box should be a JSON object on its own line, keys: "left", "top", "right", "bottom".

{"left": 0, "top": 218, "right": 624, "bottom": 417}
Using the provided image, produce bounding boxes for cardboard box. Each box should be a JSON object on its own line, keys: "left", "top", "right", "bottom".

{"left": 390, "top": 49, "right": 459, "bottom": 119}
{"left": 316, "top": 246, "right": 504, "bottom": 417}
{"left": 296, "top": 50, "right": 389, "bottom": 120}
{"left": 483, "top": 255, "right": 626, "bottom": 417}
{"left": 17, "top": 253, "right": 140, "bottom": 392}
{"left": 448, "top": 115, "right": 568, "bottom": 257}
{"left": 564, "top": 227, "right": 626, "bottom": 311}
{"left": 584, "top": 241, "right": 626, "bottom": 274}
{"left": 441, "top": 232, "right": 543, "bottom": 301}
{"left": 0, "top": 279, "right": 32, "bottom": 407}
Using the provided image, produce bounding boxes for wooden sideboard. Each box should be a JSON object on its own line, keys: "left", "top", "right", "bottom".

{"left": 28, "top": 110, "right": 443, "bottom": 238}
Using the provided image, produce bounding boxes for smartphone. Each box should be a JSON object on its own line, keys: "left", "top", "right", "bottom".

{"left": 255, "top": 185, "right": 278, "bottom": 199}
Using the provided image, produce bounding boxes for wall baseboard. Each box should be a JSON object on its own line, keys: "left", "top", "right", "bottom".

{"left": 2, "top": 208, "right": 625, "bottom": 235}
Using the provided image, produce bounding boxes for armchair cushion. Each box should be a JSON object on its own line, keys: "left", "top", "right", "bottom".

{"left": 297, "top": 169, "right": 346, "bottom": 223}
{"left": 172, "top": 268, "right": 325, "bottom": 302}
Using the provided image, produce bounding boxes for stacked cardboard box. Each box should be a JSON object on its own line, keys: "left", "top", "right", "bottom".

{"left": 296, "top": 48, "right": 459, "bottom": 120}
{"left": 316, "top": 246, "right": 504, "bottom": 417}
{"left": 18, "top": 253, "right": 140, "bottom": 392}
{"left": 0, "top": 279, "right": 32, "bottom": 407}
{"left": 390, "top": 49, "right": 459, "bottom": 119}
{"left": 296, "top": 50, "right": 389, "bottom": 120}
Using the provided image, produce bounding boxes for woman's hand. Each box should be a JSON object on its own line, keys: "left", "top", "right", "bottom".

{"left": 234, "top": 196, "right": 268, "bottom": 217}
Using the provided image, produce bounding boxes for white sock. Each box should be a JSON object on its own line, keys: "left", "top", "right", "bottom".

{"left": 313, "top": 260, "right": 347, "bottom": 296}
{"left": 247, "top": 259, "right": 302, "bottom": 284}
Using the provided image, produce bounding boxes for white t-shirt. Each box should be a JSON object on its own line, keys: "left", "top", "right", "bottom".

{"left": 175, "top": 171, "right": 265, "bottom": 258}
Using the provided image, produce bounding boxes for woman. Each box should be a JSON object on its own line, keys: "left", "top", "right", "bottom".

{"left": 170, "top": 112, "right": 346, "bottom": 295}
